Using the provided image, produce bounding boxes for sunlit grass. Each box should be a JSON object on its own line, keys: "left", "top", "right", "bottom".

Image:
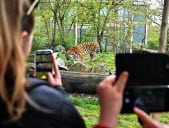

{"left": 57, "top": 53, "right": 115, "bottom": 71}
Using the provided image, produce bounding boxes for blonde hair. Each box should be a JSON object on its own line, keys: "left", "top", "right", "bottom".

{"left": 0, "top": 0, "right": 27, "bottom": 121}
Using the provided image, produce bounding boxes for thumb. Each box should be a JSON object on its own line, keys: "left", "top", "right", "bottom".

{"left": 134, "top": 107, "right": 161, "bottom": 127}
{"left": 134, "top": 107, "right": 152, "bottom": 123}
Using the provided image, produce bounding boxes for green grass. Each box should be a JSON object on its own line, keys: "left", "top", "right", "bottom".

{"left": 69, "top": 96, "right": 100, "bottom": 128}
{"left": 70, "top": 96, "right": 169, "bottom": 128}
{"left": 57, "top": 53, "right": 115, "bottom": 71}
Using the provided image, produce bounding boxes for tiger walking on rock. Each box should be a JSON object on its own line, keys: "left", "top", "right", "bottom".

{"left": 66, "top": 42, "right": 100, "bottom": 62}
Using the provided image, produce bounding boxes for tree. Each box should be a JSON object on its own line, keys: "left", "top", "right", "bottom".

{"left": 78, "top": 0, "right": 125, "bottom": 52}
{"left": 159, "top": 0, "right": 169, "bottom": 53}
{"left": 39, "top": 0, "right": 77, "bottom": 51}
{"left": 34, "top": 0, "right": 154, "bottom": 53}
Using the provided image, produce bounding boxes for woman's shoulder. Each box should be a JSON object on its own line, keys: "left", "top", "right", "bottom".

{"left": 26, "top": 77, "right": 70, "bottom": 110}
{"left": 22, "top": 78, "right": 86, "bottom": 128}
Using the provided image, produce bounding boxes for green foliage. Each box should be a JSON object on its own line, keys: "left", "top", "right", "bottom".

{"left": 26, "top": 53, "right": 35, "bottom": 63}
{"left": 33, "top": 0, "right": 160, "bottom": 53}
{"left": 147, "top": 25, "right": 160, "bottom": 50}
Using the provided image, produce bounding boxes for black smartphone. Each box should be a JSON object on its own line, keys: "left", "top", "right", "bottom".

{"left": 115, "top": 53, "right": 169, "bottom": 113}
{"left": 35, "top": 49, "right": 53, "bottom": 80}
{"left": 116, "top": 53, "right": 169, "bottom": 86}
{"left": 122, "top": 86, "right": 169, "bottom": 113}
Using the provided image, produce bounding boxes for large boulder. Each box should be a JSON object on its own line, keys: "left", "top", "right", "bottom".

{"left": 91, "top": 64, "right": 109, "bottom": 74}
{"left": 69, "top": 63, "right": 91, "bottom": 73}
{"left": 55, "top": 45, "right": 66, "bottom": 53}
{"left": 56, "top": 58, "right": 68, "bottom": 71}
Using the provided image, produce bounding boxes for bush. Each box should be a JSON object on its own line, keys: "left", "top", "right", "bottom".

{"left": 26, "top": 53, "right": 35, "bottom": 63}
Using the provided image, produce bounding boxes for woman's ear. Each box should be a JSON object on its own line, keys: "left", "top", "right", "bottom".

{"left": 20, "top": 31, "right": 28, "bottom": 46}
{"left": 20, "top": 31, "right": 32, "bottom": 58}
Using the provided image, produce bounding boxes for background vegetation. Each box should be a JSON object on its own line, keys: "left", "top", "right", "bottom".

{"left": 31, "top": 0, "right": 169, "bottom": 53}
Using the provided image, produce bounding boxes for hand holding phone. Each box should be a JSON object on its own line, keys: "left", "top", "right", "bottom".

{"left": 97, "top": 72, "right": 128, "bottom": 128}
{"left": 35, "top": 49, "right": 62, "bottom": 86}
{"left": 46, "top": 55, "right": 62, "bottom": 86}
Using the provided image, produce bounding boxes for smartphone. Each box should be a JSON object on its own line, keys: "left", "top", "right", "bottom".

{"left": 35, "top": 49, "right": 53, "bottom": 80}
{"left": 115, "top": 53, "right": 169, "bottom": 113}
{"left": 116, "top": 53, "right": 169, "bottom": 86}
{"left": 122, "top": 86, "right": 169, "bottom": 113}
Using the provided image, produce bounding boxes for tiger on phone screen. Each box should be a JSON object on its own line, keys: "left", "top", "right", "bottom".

{"left": 66, "top": 42, "right": 100, "bottom": 62}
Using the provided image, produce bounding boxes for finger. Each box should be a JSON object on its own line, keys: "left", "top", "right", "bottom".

{"left": 98, "top": 75, "right": 116, "bottom": 90}
{"left": 51, "top": 55, "right": 61, "bottom": 79}
{"left": 47, "top": 72, "right": 54, "bottom": 84}
{"left": 104, "top": 75, "right": 116, "bottom": 85}
{"left": 52, "top": 55, "right": 58, "bottom": 72}
{"left": 134, "top": 107, "right": 153, "bottom": 124}
{"left": 115, "top": 71, "right": 128, "bottom": 93}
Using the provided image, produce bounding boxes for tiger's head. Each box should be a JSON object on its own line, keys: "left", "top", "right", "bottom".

{"left": 65, "top": 52, "right": 78, "bottom": 61}
{"left": 65, "top": 52, "right": 72, "bottom": 61}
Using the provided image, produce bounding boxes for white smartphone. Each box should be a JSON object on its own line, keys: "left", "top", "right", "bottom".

{"left": 35, "top": 49, "right": 53, "bottom": 79}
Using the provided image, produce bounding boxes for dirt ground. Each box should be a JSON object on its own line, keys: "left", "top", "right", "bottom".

{"left": 69, "top": 93, "right": 98, "bottom": 99}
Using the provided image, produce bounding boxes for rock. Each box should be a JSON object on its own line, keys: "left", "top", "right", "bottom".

{"left": 69, "top": 63, "right": 91, "bottom": 73}
{"left": 91, "top": 64, "right": 109, "bottom": 74}
{"left": 55, "top": 45, "right": 66, "bottom": 53}
{"left": 56, "top": 58, "right": 68, "bottom": 71}
{"left": 111, "top": 69, "right": 116, "bottom": 75}
{"left": 26, "top": 64, "right": 35, "bottom": 77}
{"left": 53, "top": 52, "right": 59, "bottom": 59}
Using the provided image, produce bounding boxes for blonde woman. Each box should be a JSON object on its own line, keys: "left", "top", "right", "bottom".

{"left": 0, "top": 0, "right": 168, "bottom": 128}
{"left": 0, "top": 0, "right": 84, "bottom": 127}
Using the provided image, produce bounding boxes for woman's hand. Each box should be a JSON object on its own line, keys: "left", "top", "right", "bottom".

{"left": 134, "top": 107, "right": 169, "bottom": 128}
{"left": 97, "top": 72, "right": 129, "bottom": 128}
{"left": 47, "top": 55, "right": 62, "bottom": 86}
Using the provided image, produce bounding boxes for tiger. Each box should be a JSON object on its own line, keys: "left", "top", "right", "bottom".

{"left": 66, "top": 42, "right": 100, "bottom": 62}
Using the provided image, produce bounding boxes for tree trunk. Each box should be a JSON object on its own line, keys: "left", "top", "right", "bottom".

{"left": 60, "top": 70, "right": 108, "bottom": 94}
{"left": 79, "top": 24, "right": 83, "bottom": 44}
{"left": 159, "top": 0, "right": 169, "bottom": 53}
{"left": 97, "top": 35, "right": 102, "bottom": 53}
{"left": 74, "top": 22, "right": 78, "bottom": 46}
{"left": 52, "top": 14, "right": 57, "bottom": 52}
{"left": 154, "top": 0, "right": 169, "bottom": 121}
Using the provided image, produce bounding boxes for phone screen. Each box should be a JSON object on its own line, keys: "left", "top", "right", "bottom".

{"left": 116, "top": 53, "right": 169, "bottom": 86}
{"left": 121, "top": 87, "right": 169, "bottom": 113}
{"left": 116, "top": 53, "right": 169, "bottom": 113}
{"left": 36, "top": 50, "right": 53, "bottom": 79}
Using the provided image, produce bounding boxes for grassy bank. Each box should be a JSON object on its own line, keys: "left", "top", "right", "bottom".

{"left": 57, "top": 53, "right": 115, "bottom": 71}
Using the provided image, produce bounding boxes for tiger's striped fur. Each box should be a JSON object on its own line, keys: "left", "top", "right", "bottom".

{"left": 66, "top": 42, "right": 100, "bottom": 62}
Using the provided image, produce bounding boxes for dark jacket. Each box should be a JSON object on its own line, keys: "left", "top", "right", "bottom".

{"left": 0, "top": 77, "right": 86, "bottom": 128}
